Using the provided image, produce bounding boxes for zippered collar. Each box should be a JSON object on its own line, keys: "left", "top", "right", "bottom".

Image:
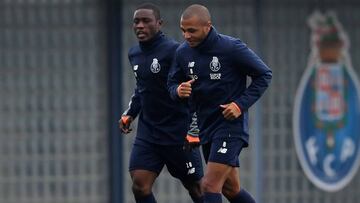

{"left": 194, "top": 26, "right": 218, "bottom": 52}
{"left": 139, "top": 31, "right": 164, "bottom": 52}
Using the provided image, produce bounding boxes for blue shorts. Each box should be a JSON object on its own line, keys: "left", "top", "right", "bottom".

{"left": 129, "top": 138, "right": 203, "bottom": 182}
{"left": 202, "top": 136, "right": 245, "bottom": 167}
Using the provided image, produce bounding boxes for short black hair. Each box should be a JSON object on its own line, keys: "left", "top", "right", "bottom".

{"left": 181, "top": 4, "right": 211, "bottom": 24}
{"left": 136, "top": 3, "right": 161, "bottom": 20}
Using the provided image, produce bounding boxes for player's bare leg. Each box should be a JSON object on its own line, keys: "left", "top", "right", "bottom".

{"left": 182, "top": 179, "right": 203, "bottom": 203}
{"left": 201, "top": 162, "right": 232, "bottom": 202}
{"left": 130, "top": 170, "right": 158, "bottom": 203}
{"left": 222, "top": 168, "right": 255, "bottom": 203}
{"left": 222, "top": 167, "right": 240, "bottom": 198}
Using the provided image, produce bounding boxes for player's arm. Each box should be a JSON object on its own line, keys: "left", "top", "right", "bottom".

{"left": 167, "top": 52, "right": 192, "bottom": 100}
{"left": 119, "top": 115, "right": 133, "bottom": 134}
{"left": 220, "top": 102, "right": 242, "bottom": 121}
{"left": 119, "top": 87, "right": 141, "bottom": 134}
{"left": 231, "top": 40, "right": 272, "bottom": 112}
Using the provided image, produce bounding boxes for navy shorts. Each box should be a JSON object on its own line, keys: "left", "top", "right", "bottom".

{"left": 129, "top": 138, "right": 203, "bottom": 182}
{"left": 202, "top": 136, "right": 245, "bottom": 167}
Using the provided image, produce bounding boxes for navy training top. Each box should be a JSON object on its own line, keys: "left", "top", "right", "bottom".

{"left": 168, "top": 27, "right": 272, "bottom": 145}
{"left": 124, "top": 32, "right": 190, "bottom": 145}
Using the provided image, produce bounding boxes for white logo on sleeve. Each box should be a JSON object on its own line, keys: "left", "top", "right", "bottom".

{"left": 188, "top": 61, "right": 198, "bottom": 80}
{"left": 217, "top": 141, "right": 228, "bottom": 154}
{"left": 133, "top": 65, "right": 138, "bottom": 77}
{"left": 188, "top": 61, "right": 195, "bottom": 67}
{"left": 150, "top": 58, "right": 161, "bottom": 73}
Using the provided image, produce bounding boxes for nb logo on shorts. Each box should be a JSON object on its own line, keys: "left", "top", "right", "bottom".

{"left": 188, "top": 168, "right": 195, "bottom": 175}
{"left": 186, "top": 162, "right": 195, "bottom": 175}
{"left": 217, "top": 141, "right": 228, "bottom": 154}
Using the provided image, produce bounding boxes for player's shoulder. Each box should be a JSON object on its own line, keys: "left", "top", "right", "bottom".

{"left": 161, "top": 37, "right": 180, "bottom": 51}
{"left": 164, "top": 36, "right": 180, "bottom": 46}
{"left": 219, "top": 34, "right": 246, "bottom": 47}
{"left": 175, "top": 41, "right": 190, "bottom": 53}
{"left": 217, "top": 34, "right": 249, "bottom": 55}
{"left": 128, "top": 44, "right": 141, "bottom": 58}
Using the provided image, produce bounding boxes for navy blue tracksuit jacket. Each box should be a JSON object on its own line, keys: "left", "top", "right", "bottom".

{"left": 168, "top": 27, "right": 272, "bottom": 145}
{"left": 124, "top": 32, "right": 190, "bottom": 145}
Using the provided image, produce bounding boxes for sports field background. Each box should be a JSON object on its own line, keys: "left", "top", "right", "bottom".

{"left": 1, "top": 0, "right": 359, "bottom": 203}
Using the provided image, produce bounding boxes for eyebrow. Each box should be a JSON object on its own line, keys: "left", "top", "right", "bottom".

{"left": 181, "top": 27, "right": 198, "bottom": 32}
{"left": 134, "top": 17, "right": 153, "bottom": 21}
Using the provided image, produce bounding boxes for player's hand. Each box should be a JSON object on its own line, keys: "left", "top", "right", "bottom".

{"left": 220, "top": 102, "right": 242, "bottom": 120}
{"left": 177, "top": 79, "right": 195, "bottom": 98}
{"left": 183, "top": 134, "right": 200, "bottom": 152}
{"left": 118, "top": 115, "right": 133, "bottom": 134}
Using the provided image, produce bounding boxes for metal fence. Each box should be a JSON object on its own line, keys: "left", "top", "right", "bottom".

{"left": 0, "top": 0, "right": 359, "bottom": 203}
{"left": 121, "top": 0, "right": 360, "bottom": 203}
{"left": 0, "top": 1, "right": 109, "bottom": 203}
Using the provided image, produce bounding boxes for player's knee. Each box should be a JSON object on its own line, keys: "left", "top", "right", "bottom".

{"left": 222, "top": 186, "right": 239, "bottom": 199}
{"left": 132, "top": 180, "right": 152, "bottom": 197}
{"left": 201, "top": 177, "right": 221, "bottom": 193}
{"left": 222, "top": 181, "right": 240, "bottom": 198}
{"left": 183, "top": 181, "right": 202, "bottom": 197}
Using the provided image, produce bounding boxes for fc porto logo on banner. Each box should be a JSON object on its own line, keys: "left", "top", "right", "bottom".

{"left": 150, "top": 58, "right": 161, "bottom": 73}
{"left": 293, "top": 11, "right": 360, "bottom": 192}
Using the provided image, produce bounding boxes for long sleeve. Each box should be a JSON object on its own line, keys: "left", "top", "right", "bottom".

{"left": 167, "top": 54, "right": 187, "bottom": 101}
{"left": 122, "top": 86, "right": 141, "bottom": 118}
{"left": 232, "top": 40, "right": 272, "bottom": 111}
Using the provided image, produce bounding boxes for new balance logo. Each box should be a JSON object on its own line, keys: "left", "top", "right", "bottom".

{"left": 186, "top": 162, "right": 195, "bottom": 174}
{"left": 188, "top": 168, "right": 195, "bottom": 175}
{"left": 217, "top": 141, "right": 228, "bottom": 154}
{"left": 188, "top": 62, "right": 195, "bottom": 67}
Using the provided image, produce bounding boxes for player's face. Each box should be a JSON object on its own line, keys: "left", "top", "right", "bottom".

{"left": 133, "top": 9, "right": 161, "bottom": 42}
{"left": 180, "top": 16, "right": 211, "bottom": 48}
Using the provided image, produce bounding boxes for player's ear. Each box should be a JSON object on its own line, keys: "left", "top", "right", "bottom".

{"left": 206, "top": 21, "right": 212, "bottom": 32}
{"left": 158, "top": 19, "right": 163, "bottom": 26}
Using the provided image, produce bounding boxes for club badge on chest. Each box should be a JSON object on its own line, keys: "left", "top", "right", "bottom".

{"left": 210, "top": 56, "right": 221, "bottom": 80}
{"left": 150, "top": 58, "right": 161, "bottom": 73}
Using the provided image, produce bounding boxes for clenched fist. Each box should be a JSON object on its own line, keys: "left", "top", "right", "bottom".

{"left": 177, "top": 79, "right": 195, "bottom": 98}
{"left": 220, "top": 102, "right": 242, "bottom": 120}
{"left": 119, "top": 115, "right": 133, "bottom": 134}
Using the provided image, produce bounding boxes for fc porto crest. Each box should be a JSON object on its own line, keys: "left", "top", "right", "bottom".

{"left": 210, "top": 56, "right": 221, "bottom": 72}
{"left": 293, "top": 11, "right": 360, "bottom": 192}
{"left": 150, "top": 58, "right": 161, "bottom": 73}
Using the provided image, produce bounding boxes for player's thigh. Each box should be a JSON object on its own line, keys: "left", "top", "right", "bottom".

{"left": 202, "top": 161, "right": 233, "bottom": 193}
{"left": 201, "top": 137, "right": 245, "bottom": 192}
{"left": 162, "top": 145, "right": 203, "bottom": 183}
{"left": 207, "top": 136, "right": 245, "bottom": 167}
{"left": 129, "top": 139, "right": 164, "bottom": 175}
